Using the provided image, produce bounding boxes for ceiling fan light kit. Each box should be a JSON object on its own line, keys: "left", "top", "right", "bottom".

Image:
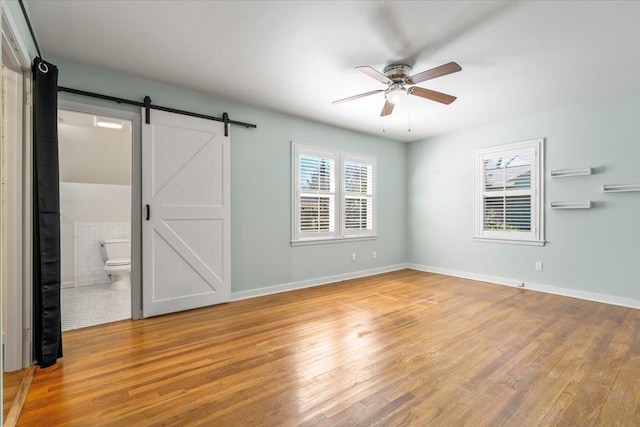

{"left": 334, "top": 61, "right": 462, "bottom": 118}
{"left": 385, "top": 84, "right": 406, "bottom": 105}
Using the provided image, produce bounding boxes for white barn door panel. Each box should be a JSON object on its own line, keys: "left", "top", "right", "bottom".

{"left": 142, "top": 109, "right": 230, "bottom": 317}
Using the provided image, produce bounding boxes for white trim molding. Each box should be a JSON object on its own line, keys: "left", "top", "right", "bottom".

{"left": 291, "top": 235, "right": 378, "bottom": 246}
{"left": 231, "top": 264, "right": 408, "bottom": 302}
{"left": 473, "top": 238, "right": 546, "bottom": 247}
{"left": 408, "top": 264, "right": 640, "bottom": 310}
{"left": 233, "top": 263, "right": 640, "bottom": 310}
{"left": 2, "top": 4, "right": 34, "bottom": 370}
{"left": 408, "top": 264, "right": 522, "bottom": 287}
{"left": 1, "top": 1, "right": 33, "bottom": 67}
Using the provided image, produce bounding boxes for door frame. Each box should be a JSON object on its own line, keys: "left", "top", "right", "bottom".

{"left": 58, "top": 100, "right": 143, "bottom": 320}
{"left": 2, "top": 4, "right": 33, "bottom": 370}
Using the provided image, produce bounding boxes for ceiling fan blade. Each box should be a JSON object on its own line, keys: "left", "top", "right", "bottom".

{"left": 332, "top": 89, "right": 384, "bottom": 105}
{"left": 356, "top": 66, "right": 393, "bottom": 84}
{"left": 408, "top": 62, "right": 462, "bottom": 85}
{"left": 380, "top": 100, "right": 395, "bottom": 117}
{"left": 409, "top": 87, "right": 457, "bottom": 105}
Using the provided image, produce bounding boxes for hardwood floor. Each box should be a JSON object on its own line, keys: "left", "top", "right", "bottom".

{"left": 3, "top": 366, "right": 34, "bottom": 427}
{"left": 16, "top": 270, "right": 640, "bottom": 426}
{"left": 3, "top": 369, "right": 27, "bottom": 422}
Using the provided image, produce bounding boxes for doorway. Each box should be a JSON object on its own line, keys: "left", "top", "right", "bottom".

{"left": 57, "top": 102, "right": 141, "bottom": 329}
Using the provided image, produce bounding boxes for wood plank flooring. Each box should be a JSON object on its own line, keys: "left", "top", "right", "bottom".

{"left": 15, "top": 270, "right": 640, "bottom": 426}
{"left": 3, "top": 366, "right": 34, "bottom": 427}
{"left": 3, "top": 369, "right": 27, "bottom": 422}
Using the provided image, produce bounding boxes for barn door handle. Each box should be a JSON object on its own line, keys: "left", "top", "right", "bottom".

{"left": 146, "top": 204, "right": 150, "bottom": 221}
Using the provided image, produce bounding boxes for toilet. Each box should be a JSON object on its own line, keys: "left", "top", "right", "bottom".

{"left": 99, "top": 238, "right": 131, "bottom": 291}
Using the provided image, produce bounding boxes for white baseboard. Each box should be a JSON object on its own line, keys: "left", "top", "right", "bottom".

{"left": 61, "top": 281, "right": 74, "bottom": 289}
{"left": 407, "top": 264, "right": 522, "bottom": 287}
{"left": 408, "top": 263, "right": 640, "bottom": 310}
{"left": 229, "top": 262, "right": 640, "bottom": 310}
{"left": 231, "top": 264, "right": 409, "bottom": 302}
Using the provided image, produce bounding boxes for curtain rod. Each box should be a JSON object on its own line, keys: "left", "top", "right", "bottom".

{"left": 18, "top": 0, "right": 43, "bottom": 58}
{"left": 58, "top": 86, "right": 257, "bottom": 136}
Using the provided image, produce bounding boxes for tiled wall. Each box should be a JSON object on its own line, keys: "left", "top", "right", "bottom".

{"left": 73, "top": 222, "right": 131, "bottom": 287}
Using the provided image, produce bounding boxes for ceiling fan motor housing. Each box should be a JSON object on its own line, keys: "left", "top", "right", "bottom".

{"left": 383, "top": 63, "right": 412, "bottom": 83}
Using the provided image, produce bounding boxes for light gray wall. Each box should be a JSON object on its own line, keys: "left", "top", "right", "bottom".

{"left": 9, "top": 2, "right": 638, "bottom": 303}
{"left": 407, "top": 93, "right": 640, "bottom": 301}
{"left": 51, "top": 57, "right": 407, "bottom": 293}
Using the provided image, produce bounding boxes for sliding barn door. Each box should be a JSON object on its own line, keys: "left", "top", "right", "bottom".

{"left": 142, "top": 109, "right": 230, "bottom": 317}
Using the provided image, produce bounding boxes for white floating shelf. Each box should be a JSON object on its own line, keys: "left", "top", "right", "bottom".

{"left": 550, "top": 201, "right": 592, "bottom": 209}
{"left": 602, "top": 184, "right": 640, "bottom": 193}
{"left": 550, "top": 168, "right": 592, "bottom": 178}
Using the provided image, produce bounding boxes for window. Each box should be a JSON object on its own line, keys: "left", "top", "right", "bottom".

{"left": 474, "top": 139, "right": 544, "bottom": 245}
{"left": 297, "top": 149, "right": 337, "bottom": 238}
{"left": 292, "top": 143, "right": 376, "bottom": 244}
{"left": 343, "top": 159, "right": 374, "bottom": 234}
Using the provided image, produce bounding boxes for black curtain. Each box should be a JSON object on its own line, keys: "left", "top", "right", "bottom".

{"left": 32, "top": 57, "right": 63, "bottom": 367}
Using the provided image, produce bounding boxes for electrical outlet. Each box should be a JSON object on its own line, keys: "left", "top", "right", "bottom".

{"left": 373, "top": 251, "right": 377, "bottom": 259}
{"left": 351, "top": 253, "right": 356, "bottom": 262}
{"left": 535, "top": 261, "right": 543, "bottom": 272}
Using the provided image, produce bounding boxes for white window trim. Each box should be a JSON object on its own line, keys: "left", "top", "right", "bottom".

{"left": 474, "top": 138, "right": 545, "bottom": 246}
{"left": 292, "top": 142, "right": 377, "bottom": 245}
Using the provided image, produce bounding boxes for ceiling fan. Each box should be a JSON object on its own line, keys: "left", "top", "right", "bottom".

{"left": 333, "top": 62, "right": 462, "bottom": 117}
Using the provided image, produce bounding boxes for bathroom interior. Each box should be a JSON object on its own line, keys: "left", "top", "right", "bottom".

{"left": 58, "top": 108, "right": 132, "bottom": 331}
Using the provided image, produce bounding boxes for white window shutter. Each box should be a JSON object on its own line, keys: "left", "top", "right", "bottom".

{"left": 475, "top": 139, "right": 544, "bottom": 245}
{"left": 299, "top": 154, "right": 335, "bottom": 233}
{"left": 292, "top": 143, "right": 377, "bottom": 244}
{"left": 343, "top": 159, "right": 375, "bottom": 235}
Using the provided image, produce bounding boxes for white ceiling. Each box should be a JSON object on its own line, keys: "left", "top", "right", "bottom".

{"left": 26, "top": 1, "right": 640, "bottom": 142}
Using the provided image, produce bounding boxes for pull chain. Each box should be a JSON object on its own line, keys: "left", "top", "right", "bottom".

{"left": 407, "top": 97, "right": 411, "bottom": 132}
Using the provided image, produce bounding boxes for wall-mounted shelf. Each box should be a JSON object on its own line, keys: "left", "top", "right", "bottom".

{"left": 550, "top": 201, "right": 592, "bottom": 209}
{"left": 602, "top": 184, "right": 640, "bottom": 193}
{"left": 550, "top": 168, "right": 592, "bottom": 178}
